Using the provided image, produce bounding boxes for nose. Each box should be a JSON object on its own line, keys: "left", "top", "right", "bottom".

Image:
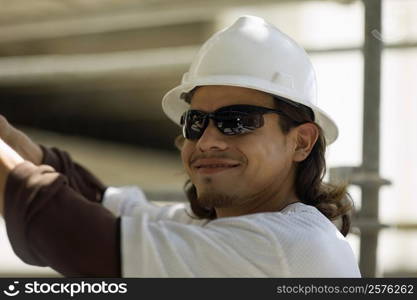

{"left": 196, "top": 119, "right": 229, "bottom": 152}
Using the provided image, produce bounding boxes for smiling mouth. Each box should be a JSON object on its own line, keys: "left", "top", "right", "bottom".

{"left": 194, "top": 164, "right": 241, "bottom": 174}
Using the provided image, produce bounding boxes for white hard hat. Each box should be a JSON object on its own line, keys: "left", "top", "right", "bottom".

{"left": 162, "top": 15, "right": 338, "bottom": 145}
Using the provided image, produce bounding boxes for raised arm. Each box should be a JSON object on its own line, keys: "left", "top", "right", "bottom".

{"left": 0, "top": 138, "right": 120, "bottom": 277}
{"left": 0, "top": 115, "right": 106, "bottom": 203}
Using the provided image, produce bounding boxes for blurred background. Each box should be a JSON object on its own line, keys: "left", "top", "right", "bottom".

{"left": 0, "top": 0, "right": 416, "bottom": 277}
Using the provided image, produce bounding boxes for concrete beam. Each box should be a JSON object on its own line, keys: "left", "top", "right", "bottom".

{"left": 0, "top": 46, "right": 197, "bottom": 86}
{"left": 0, "top": 0, "right": 355, "bottom": 43}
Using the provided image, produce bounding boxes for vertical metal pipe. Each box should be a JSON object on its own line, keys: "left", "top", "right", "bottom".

{"left": 360, "top": 0, "right": 383, "bottom": 277}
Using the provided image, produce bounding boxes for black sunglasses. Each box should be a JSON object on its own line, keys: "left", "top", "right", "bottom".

{"left": 180, "top": 104, "right": 290, "bottom": 140}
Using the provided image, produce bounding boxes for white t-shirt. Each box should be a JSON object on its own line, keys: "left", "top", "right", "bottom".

{"left": 102, "top": 186, "right": 361, "bottom": 278}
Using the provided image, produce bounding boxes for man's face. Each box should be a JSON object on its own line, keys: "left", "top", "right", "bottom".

{"left": 180, "top": 85, "right": 298, "bottom": 213}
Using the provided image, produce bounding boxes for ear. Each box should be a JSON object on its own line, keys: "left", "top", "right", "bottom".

{"left": 292, "top": 123, "right": 319, "bottom": 162}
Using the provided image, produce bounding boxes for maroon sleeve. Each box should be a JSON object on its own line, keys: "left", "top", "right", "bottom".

{"left": 4, "top": 161, "right": 121, "bottom": 277}
{"left": 39, "top": 145, "right": 106, "bottom": 203}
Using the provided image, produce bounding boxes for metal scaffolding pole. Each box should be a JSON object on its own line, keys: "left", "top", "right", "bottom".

{"left": 360, "top": 0, "right": 383, "bottom": 277}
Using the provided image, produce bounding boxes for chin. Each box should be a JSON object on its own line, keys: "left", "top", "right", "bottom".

{"left": 196, "top": 187, "right": 238, "bottom": 209}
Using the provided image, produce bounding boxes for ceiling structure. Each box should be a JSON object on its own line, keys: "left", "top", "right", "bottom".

{"left": 0, "top": 0, "right": 355, "bottom": 151}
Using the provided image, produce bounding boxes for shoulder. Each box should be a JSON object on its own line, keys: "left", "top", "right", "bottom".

{"left": 103, "top": 186, "right": 208, "bottom": 225}
{"left": 221, "top": 202, "right": 361, "bottom": 277}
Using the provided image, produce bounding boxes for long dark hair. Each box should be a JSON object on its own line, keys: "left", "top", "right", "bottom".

{"left": 176, "top": 92, "right": 353, "bottom": 236}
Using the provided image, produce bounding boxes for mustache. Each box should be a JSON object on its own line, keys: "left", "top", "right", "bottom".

{"left": 190, "top": 152, "right": 246, "bottom": 165}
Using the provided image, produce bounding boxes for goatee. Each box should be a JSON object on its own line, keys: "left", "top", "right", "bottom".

{"left": 197, "top": 191, "right": 238, "bottom": 209}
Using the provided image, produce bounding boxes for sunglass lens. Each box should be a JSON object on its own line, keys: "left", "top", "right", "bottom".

{"left": 182, "top": 110, "right": 208, "bottom": 140}
{"left": 216, "top": 112, "right": 263, "bottom": 135}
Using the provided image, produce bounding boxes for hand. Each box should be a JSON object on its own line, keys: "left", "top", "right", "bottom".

{"left": 0, "top": 115, "right": 43, "bottom": 165}
{"left": 0, "top": 138, "right": 25, "bottom": 216}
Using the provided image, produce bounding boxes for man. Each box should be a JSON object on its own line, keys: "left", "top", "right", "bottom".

{"left": 0, "top": 15, "right": 361, "bottom": 277}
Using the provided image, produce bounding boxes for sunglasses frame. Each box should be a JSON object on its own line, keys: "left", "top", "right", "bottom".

{"left": 180, "top": 104, "right": 292, "bottom": 140}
